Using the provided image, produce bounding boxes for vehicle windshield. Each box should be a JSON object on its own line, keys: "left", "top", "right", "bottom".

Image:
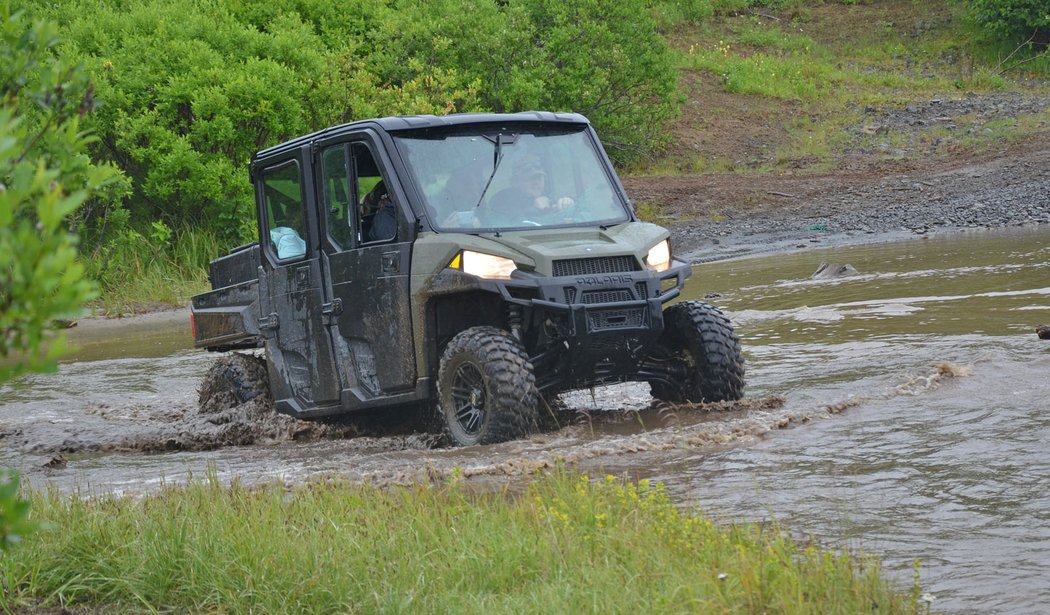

{"left": 392, "top": 125, "right": 631, "bottom": 232}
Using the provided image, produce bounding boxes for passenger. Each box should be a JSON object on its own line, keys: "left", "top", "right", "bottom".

{"left": 362, "top": 181, "right": 397, "bottom": 242}
{"left": 270, "top": 205, "right": 306, "bottom": 259}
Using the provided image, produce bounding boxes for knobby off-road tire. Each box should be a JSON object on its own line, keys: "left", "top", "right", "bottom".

{"left": 650, "top": 301, "right": 746, "bottom": 403}
{"left": 198, "top": 352, "right": 271, "bottom": 414}
{"left": 438, "top": 326, "right": 539, "bottom": 447}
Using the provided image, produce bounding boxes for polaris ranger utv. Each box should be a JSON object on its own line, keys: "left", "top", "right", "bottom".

{"left": 191, "top": 112, "right": 745, "bottom": 446}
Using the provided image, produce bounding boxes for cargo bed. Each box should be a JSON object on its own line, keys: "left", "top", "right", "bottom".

{"left": 190, "top": 243, "right": 262, "bottom": 351}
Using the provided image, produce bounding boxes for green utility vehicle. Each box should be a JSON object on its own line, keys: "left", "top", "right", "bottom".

{"left": 191, "top": 112, "right": 745, "bottom": 446}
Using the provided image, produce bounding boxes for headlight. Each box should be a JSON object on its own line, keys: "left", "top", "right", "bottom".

{"left": 450, "top": 250, "right": 517, "bottom": 279}
{"left": 645, "top": 240, "right": 671, "bottom": 272}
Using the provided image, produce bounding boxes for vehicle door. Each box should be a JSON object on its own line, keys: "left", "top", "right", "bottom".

{"left": 256, "top": 154, "right": 341, "bottom": 412}
{"left": 317, "top": 138, "right": 416, "bottom": 399}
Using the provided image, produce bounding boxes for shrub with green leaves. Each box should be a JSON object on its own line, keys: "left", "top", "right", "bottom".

{"left": 22, "top": 0, "right": 678, "bottom": 248}
{"left": 0, "top": 472, "right": 36, "bottom": 551}
{"left": 49, "top": 0, "right": 350, "bottom": 242}
{"left": 508, "top": 0, "right": 680, "bottom": 158}
{"left": 0, "top": 7, "right": 124, "bottom": 381}
{"left": 965, "top": 0, "right": 1050, "bottom": 48}
{"left": 1, "top": 8, "right": 125, "bottom": 554}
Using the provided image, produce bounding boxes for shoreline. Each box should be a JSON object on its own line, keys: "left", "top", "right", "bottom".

{"left": 673, "top": 220, "right": 1050, "bottom": 264}
{"left": 633, "top": 144, "right": 1050, "bottom": 264}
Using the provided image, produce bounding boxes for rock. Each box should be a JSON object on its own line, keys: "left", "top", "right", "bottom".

{"left": 812, "top": 262, "right": 860, "bottom": 279}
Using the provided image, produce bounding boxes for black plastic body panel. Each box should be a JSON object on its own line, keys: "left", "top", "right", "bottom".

{"left": 191, "top": 279, "right": 261, "bottom": 351}
{"left": 208, "top": 243, "right": 260, "bottom": 289}
{"left": 419, "top": 259, "right": 690, "bottom": 392}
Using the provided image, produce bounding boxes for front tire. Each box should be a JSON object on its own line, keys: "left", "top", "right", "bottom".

{"left": 650, "top": 301, "right": 745, "bottom": 403}
{"left": 437, "top": 327, "right": 538, "bottom": 446}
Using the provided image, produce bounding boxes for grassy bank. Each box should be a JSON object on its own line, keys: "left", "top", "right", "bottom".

{"left": 84, "top": 226, "right": 218, "bottom": 315}
{"left": 1, "top": 471, "right": 923, "bottom": 614}
{"left": 637, "top": 0, "right": 1050, "bottom": 175}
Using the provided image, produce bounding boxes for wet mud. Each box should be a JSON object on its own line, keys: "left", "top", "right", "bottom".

{"left": 0, "top": 377, "right": 784, "bottom": 461}
{"left": 0, "top": 387, "right": 438, "bottom": 459}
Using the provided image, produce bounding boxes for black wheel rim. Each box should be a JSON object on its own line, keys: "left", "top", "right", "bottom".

{"left": 450, "top": 362, "right": 486, "bottom": 436}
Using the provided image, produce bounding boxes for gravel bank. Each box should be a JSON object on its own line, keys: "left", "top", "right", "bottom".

{"left": 669, "top": 145, "right": 1050, "bottom": 262}
{"left": 624, "top": 92, "right": 1050, "bottom": 263}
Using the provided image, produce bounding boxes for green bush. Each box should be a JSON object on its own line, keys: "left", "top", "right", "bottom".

{"left": 49, "top": 0, "right": 346, "bottom": 242}
{"left": 0, "top": 472, "right": 36, "bottom": 551}
{"left": 0, "top": 7, "right": 124, "bottom": 381}
{"left": 0, "top": 8, "right": 125, "bottom": 552}
{"left": 502, "top": 0, "right": 679, "bottom": 158}
{"left": 22, "top": 0, "right": 679, "bottom": 247}
{"left": 965, "top": 0, "right": 1050, "bottom": 48}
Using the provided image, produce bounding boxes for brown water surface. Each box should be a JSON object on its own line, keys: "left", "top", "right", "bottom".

{"left": 2, "top": 225, "right": 1049, "bottom": 614}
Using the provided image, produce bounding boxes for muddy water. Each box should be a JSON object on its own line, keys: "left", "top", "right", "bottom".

{"left": 3, "top": 226, "right": 1049, "bottom": 613}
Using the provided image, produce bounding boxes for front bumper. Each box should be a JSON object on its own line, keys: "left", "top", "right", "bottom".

{"left": 479, "top": 258, "right": 691, "bottom": 388}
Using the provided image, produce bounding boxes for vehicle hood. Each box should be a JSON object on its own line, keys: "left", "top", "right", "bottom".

{"left": 479, "top": 222, "right": 669, "bottom": 273}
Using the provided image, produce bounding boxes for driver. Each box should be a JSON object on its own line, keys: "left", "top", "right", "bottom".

{"left": 487, "top": 157, "right": 574, "bottom": 225}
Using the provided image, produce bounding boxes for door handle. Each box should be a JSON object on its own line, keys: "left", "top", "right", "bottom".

{"left": 321, "top": 299, "right": 342, "bottom": 325}
{"left": 295, "top": 265, "right": 310, "bottom": 288}
{"left": 381, "top": 251, "right": 399, "bottom": 274}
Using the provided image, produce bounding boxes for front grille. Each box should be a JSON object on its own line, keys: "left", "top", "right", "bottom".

{"left": 552, "top": 256, "right": 639, "bottom": 277}
{"left": 587, "top": 307, "right": 645, "bottom": 331}
{"left": 581, "top": 289, "right": 633, "bottom": 305}
{"left": 635, "top": 281, "right": 650, "bottom": 300}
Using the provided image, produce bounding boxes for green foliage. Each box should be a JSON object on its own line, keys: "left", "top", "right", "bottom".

{"left": 2, "top": 471, "right": 919, "bottom": 613}
{"left": 86, "top": 225, "right": 217, "bottom": 314}
{"left": 46, "top": 0, "right": 345, "bottom": 242}
{"left": 507, "top": 0, "right": 680, "bottom": 158}
{"left": 964, "top": 0, "right": 1050, "bottom": 47}
{"left": 17, "top": 0, "right": 679, "bottom": 251}
{"left": 648, "top": 0, "right": 715, "bottom": 29}
{"left": 0, "top": 7, "right": 124, "bottom": 381}
{"left": 684, "top": 38, "right": 837, "bottom": 101}
{"left": 0, "top": 472, "right": 36, "bottom": 551}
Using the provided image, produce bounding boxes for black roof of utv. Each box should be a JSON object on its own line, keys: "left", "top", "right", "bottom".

{"left": 252, "top": 111, "right": 591, "bottom": 168}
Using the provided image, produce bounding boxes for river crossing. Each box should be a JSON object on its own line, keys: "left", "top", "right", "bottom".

{"left": 2, "top": 225, "right": 1048, "bottom": 614}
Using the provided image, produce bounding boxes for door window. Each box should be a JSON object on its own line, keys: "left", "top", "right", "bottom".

{"left": 261, "top": 161, "right": 306, "bottom": 260}
{"left": 321, "top": 145, "right": 355, "bottom": 250}
{"left": 353, "top": 143, "right": 398, "bottom": 244}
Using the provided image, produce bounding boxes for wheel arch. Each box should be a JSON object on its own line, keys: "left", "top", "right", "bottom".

{"left": 422, "top": 290, "right": 509, "bottom": 381}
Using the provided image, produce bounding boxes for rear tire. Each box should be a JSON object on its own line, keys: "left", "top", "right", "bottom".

{"left": 649, "top": 301, "right": 745, "bottom": 403}
{"left": 198, "top": 352, "right": 271, "bottom": 414}
{"left": 438, "top": 327, "right": 538, "bottom": 446}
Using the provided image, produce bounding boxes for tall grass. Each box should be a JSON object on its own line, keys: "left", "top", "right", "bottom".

{"left": 84, "top": 226, "right": 221, "bottom": 314}
{"left": 684, "top": 44, "right": 839, "bottom": 100}
{"left": 1, "top": 471, "right": 923, "bottom": 614}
